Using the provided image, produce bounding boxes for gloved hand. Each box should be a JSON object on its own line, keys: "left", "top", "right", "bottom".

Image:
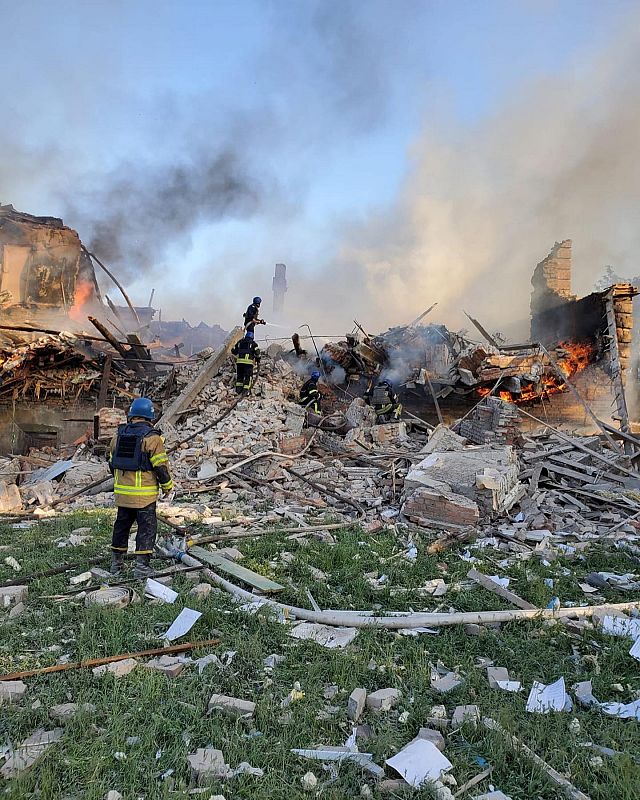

{"left": 164, "top": 490, "right": 176, "bottom": 502}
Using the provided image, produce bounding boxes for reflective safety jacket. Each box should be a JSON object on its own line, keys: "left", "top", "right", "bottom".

{"left": 365, "top": 383, "right": 402, "bottom": 417}
{"left": 299, "top": 378, "right": 321, "bottom": 411}
{"left": 108, "top": 421, "right": 173, "bottom": 509}
{"left": 232, "top": 338, "right": 261, "bottom": 366}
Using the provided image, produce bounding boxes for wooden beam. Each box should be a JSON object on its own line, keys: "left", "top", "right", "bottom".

{"left": 467, "top": 568, "right": 536, "bottom": 610}
{"left": 159, "top": 327, "right": 243, "bottom": 426}
{"left": 98, "top": 354, "right": 112, "bottom": 408}
{"left": 0, "top": 639, "right": 219, "bottom": 681}
{"left": 189, "top": 545, "right": 284, "bottom": 593}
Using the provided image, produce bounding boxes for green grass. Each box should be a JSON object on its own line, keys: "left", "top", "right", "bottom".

{"left": 1, "top": 512, "right": 639, "bottom": 799}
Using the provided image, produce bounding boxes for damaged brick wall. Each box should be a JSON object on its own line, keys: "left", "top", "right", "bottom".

{"left": 0, "top": 205, "right": 98, "bottom": 310}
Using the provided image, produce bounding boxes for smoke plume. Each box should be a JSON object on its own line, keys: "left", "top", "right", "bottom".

{"left": 64, "top": 150, "right": 269, "bottom": 282}
{"left": 285, "top": 13, "right": 640, "bottom": 338}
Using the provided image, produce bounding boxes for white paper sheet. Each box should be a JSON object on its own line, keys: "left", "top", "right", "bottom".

{"left": 385, "top": 739, "right": 452, "bottom": 788}
{"left": 600, "top": 699, "right": 640, "bottom": 721}
{"left": 145, "top": 578, "right": 178, "bottom": 604}
{"left": 601, "top": 615, "right": 640, "bottom": 639}
{"left": 526, "top": 677, "right": 572, "bottom": 713}
{"left": 496, "top": 680, "right": 522, "bottom": 692}
{"left": 487, "top": 575, "right": 510, "bottom": 588}
{"left": 630, "top": 637, "right": 640, "bottom": 662}
{"left": 163, "top": 607, "right": 202, "bottom": 641}
{"left": 574, "top": 679, "right": 640, "bottom": 721}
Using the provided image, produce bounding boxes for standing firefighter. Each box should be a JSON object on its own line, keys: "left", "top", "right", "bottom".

{"left": 299, "top": 370, "right": 322, "bottom": 414}
{"left": 232, "top": 330, "right": 261, "bottom": 394}
{"left": 108, "top": 398, "right": 173, "bottom": 578}
{"left": 365, "top": 379, "right": 402, "bottom": 423}
{"left": 243, "top": 296, "right": 266, "bottom": 333}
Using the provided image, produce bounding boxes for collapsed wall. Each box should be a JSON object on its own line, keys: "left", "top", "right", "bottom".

{"left": 529, "top": 239, "right": 637, "bottom": 430}
{"left": 0, "top": 205, "right": 99, "bottom": 315}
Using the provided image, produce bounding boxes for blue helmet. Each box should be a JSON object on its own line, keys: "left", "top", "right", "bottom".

{"left": 253, "top": 296, "right": 262, "bottom": 305}
{"left": 311, "top": 370, "right": 321, "bottom": 380}
{"left": 245, "top": 330, "right": 254, "bottom": 340}
{"left": 128, "top": 397, "right": 155, "bottom": 421}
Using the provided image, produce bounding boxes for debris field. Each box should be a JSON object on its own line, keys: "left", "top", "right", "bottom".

{"left": 2, "top": 330, "right": 640, "bottom": 800}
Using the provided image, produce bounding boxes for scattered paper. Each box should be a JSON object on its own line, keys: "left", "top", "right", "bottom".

{"left": 630, "top": 638, "right": 640, "bottom": 662}
{"left": 397, "top": 627, "right": 439, "bottom": 636}
{"left": 526, "top": 677, "right": 572, "bottom": 713}
{"left": 487, "top": 575, "right": 510, "bottom": 588}
{"left": 599, "top": 698, "right": 640, "bottom": 721}
{"left": 386, "top": 739, "right": 452, "bottom": 788}
{"left": 163, "top": 607, "right": 202, "bottom": 641}
{"left": 601, "top": 615, "right": 640, "bottom": 639}
{"left": 573, "top": 679, "right": 640, "bottom": 721}
{"left": 145, "top": 579, "right": 178, "bottom": 604}
{"left": 578, "top": 582, "right": 599, "bottom": 594}
{"left": 496, "top": 680, "right": 522, "bottom": 692}
{"left": 487, "top": 666, "right": 521, "bottom": 693}
{"left": 288, "top": 622, "right": 358, "bottom": 649}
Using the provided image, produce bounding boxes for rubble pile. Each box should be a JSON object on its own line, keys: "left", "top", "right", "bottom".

{"left": 0, "top": 334, "right": 102, "bottom": 401}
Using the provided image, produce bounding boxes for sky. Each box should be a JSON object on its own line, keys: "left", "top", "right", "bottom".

{"left": 2, "top": 0, "right": 640, "bottom": 338}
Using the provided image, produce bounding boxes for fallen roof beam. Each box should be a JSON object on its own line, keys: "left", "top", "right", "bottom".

{"left": 158, "top": 326, "right": 243, "bottom": 426}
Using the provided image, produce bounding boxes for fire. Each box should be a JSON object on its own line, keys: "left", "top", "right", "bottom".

{"left": 475, "top": 340, "right": 595, "bottom": 406}
{"left": 69, "top": 280, "right": 94, "bottom": 322}
{"left": 555, "top": 340, "right": 594, "bottom": 378}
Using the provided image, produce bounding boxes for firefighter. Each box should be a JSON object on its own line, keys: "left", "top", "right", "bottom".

{"left": 299, "top": 370, "right": 322, "bottom": 413}
{"left": 365, "top": 379, "right": 403, "bottom": 423}
{"left": 243, "top": 296, "right": 266, "bottom": 333}
{"left": 108, "top": 397, "right": 173, "bottom": 578}
{"left": 232, "top": 330, "right": 261, "bottom": 394}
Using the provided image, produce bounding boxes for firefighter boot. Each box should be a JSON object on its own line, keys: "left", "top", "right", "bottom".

{"left": 133, "top": 554, "right": 154, "bottom": 579}
{"left": 110, "top": 551, "right": 125, "bottom": 576}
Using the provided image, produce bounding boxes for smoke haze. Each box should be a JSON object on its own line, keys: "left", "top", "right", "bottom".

{"left": 1, "top": 2, "right": 640, "bottom": 339}
{"left": 284, "top": 12, "right": 640, "bottom": 338}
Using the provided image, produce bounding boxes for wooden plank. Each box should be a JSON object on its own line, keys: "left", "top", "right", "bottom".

{"left": 98, "top": 354, "right": 112, "bottom": 408}
{"left": 189, "top": 545, "right": 284, "bottom": 593}
{"left": 467, "top": 568, "right": 536, "bottom": 610}
{"left": 546, "top": 455, "right": 627, "bottom": 485}
{"left": 528, "top": 463, "right": 543, "bottom": 497}
{"left": 159, "top": 327, "right": 243, "bottom": 426}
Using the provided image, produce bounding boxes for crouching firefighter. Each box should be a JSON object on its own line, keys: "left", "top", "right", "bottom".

{"left": 232, "top": 330, "right": 261, "bottom": 395}
{"left": 108, "top": 397, "right": 173, "bottom": 578}
{"left": 365, "top": 379, "right": 403, "bottom": 424}
{"left": 299, "top": 370, "right": 322, "bottom": 414}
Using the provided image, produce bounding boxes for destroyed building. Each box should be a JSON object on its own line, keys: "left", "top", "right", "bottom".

{"left": 0, "top": 205, "right": 101, "bottom": 325}
{"left": 316, "top": 240, "right": 637, "bottom": 438}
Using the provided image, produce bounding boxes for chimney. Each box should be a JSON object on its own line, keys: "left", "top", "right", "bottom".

{"left": 272, "top": 263, "right": 287, "bottom": 315}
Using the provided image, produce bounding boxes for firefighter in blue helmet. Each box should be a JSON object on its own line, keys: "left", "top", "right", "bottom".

{"left": 299, "top": 370, "right": 322, "bottom": 414}
{"left": 108, "top": 398, "right": 173, "bottom": 578}
{"left": 231, "top": 330, "right": 261, "bottom": 394}
{"left": 243, "top": 296, "right": 266, "bottom": 333}
{"left": 365, "top": 379, "right": 402, "bottom": 423}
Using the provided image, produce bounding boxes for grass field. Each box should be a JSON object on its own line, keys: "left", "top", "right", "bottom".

{"left": 1, "top": 511, "right": 639, "bottom": 799}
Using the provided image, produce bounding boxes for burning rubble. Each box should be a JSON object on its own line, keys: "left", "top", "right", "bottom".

{"left": 2, "top": 228, "right": 640, "bottom": 798}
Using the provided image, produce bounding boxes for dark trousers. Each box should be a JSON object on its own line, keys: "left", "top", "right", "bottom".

{"left": 111, "top": 503, "right": 157, "bottom": 555}
{"left": 236, "top": 363, "right": 254, "bottom": 393}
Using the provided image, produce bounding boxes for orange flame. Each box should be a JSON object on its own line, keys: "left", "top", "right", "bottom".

{"left": 69, "top": 280, "right": 94, "bottom": 322}
{"left": 476, "top": 340, "right": 595, "bottom": 405}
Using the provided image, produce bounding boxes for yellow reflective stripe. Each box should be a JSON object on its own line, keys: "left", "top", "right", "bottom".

{"left": 150, "top": 453, "right": 168, "bottom": 466}
{"left": 114, "top": 485, "right": 159, "bottom": 495}
{"left": 160, "top": 480, "right": 173, "bottom": 491}
{"left": 113, "top": 489, "right": 158, "bottom": 497}
{"left": 237, "top": 356, "right": 254, "bottom": 364}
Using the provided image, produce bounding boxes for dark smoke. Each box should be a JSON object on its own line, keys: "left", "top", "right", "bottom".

{"left": 64, "top": 150, "right": 268, "bottom": 281}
